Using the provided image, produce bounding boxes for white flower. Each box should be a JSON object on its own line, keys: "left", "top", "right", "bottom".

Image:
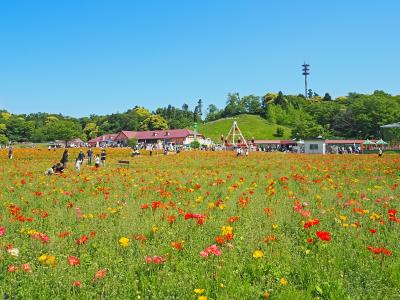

{"left": 7, "top": 248, "right": 19, "bottom": 257}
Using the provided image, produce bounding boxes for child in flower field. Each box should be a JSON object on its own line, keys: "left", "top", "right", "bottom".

{"left": 95, "top": 154, "right": 100, "bottom": 168}
{"left": 8, "top": 145, "right": 12, "bottom": 159}
{"left": 101, "top": 149, "right": 107, "bottom": 166}
{"left": 45, "top": 165, "right": 56, "bottom": 175}
{"left": 75, "top": 159, "right": 82, "bottom": 172}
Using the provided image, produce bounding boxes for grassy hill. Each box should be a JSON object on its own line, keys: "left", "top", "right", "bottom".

{"left": 195, "top": 114, "right": 292, "bottom": 142}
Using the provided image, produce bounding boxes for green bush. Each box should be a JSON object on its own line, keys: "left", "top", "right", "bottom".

{"left": 190, "top": 140, "right": 200, "bottom": 149}
{"left": 127, "top": 138, "right": 138, "bottom": 148}
{"left": 274, "top": 127, "right": 284, "bottom": 137}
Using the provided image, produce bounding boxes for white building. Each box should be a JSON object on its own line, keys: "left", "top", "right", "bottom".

{"left": 304, "top": 139, "right": 326, "bottom": 154}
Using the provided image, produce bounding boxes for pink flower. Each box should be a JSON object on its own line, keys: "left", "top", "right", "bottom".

{"left": 145, "top": 255, "right": 166, "bottom": 264}
{"left": 72, "top": 281, "right": 81, "bottom": 287}
{"left": 7, "top": 265, "right": 18, "bottom": 273}
{"left": 68, "top": 256, "right": 80, "bottom": 266}
{"left": 200, "top": 244, "right": 222, "bottom": 257}
{"left": 21, "top": 263, "right": 32, "bottom": 273}
{"left": 0, "top": 227, "right": 5, "bottom": 236}
{"left": 152, "top": 256, "right": 163, "bottom": 264}
{"left": 94, "top": 269, "right": 107, "bottom": 279}
{"left": 300, "top": 210, "right": 310, "bottom": 218}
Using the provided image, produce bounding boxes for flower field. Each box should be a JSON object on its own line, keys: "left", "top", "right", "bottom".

{"left": 0, "top": 149, "right": 399, "bottom": 299}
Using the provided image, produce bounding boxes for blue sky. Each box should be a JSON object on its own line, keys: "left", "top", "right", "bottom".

{"left": 0, "top": 0, "right": 399, "bottom": 117}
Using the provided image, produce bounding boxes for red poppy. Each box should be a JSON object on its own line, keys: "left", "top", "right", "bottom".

{"left": 316, "top": 231, "right": 331, "bottom": 241}
{"left": 215, "top": 236, "right": 225, "bottom": 245}
{"left": 76, "top": 235, "right": 89, "bottom": 245}
{"left": 171, "top": 242, "right": 182, "bottom": 251}
{"left": 304, "top": 219, "right": 320, "bottom": 229}
{"left": 227, "top": 216, "right": 240, "bottom": 223}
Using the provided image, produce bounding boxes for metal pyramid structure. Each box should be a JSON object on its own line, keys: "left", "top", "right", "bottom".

{"left": 223, "top": 121, "right": 248, "bottom": 147}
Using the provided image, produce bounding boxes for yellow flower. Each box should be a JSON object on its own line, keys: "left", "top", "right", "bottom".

{"left": 38, "top": 254, "right": 57, "bottom": 267}
{"left": 38, "top": 254, "right": 48, "bottom": 263}
{"left": 221, "top": 226, "right": 233, "bottom": 236}
{"left": 253, "top": 250, "right": 264, "bottom": 258}
{"left": 208, "top": 202, "right": 214, "bottom": 209}
{"left": 272, "top": 224, "right": 279, "bottom": 230}
{"left": 279, "top": 278, "right": 288, "bottom": 286}
{"left": 152, "top": 226, "right": 159, "bottom": 233}
{"left": 370, "top": 213, "right": 380, "bottom": 220}
{"left": 119, "top": 237, "right": 130, "bottom": 247}
{"left": 339, "top": 215, "right": 347, "bottom": 222}
{"left": 220, "top": 283, "right": 224, "bottom": 288}
{"left": 194, "top": 288, "right": 204, "bottom": 294}
{"left": 198, "top": 296, "right": 208, "bottom": 300}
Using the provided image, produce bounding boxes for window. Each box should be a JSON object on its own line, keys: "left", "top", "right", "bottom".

{"left": 310, "top": 144, "right": 319, "bottom": 150}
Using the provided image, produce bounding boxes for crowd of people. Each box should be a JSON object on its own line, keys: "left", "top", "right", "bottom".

{"left": 44, "top": 147, "right": 107, "bottom": 175}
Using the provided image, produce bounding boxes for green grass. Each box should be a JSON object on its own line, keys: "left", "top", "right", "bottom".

{"left": 195, "top": 114, "right": 292, "bottom": 142}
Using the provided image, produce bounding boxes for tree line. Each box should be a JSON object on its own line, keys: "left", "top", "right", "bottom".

{"left": 1, "top": 90, "right": 400, "bottom": 144}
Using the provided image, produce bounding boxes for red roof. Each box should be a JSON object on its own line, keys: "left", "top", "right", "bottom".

{"left": 115, "top": 129, "right": 203, "bottom": 141}
{"left": 326, "top": 140, "right": 375, "bottom": 144}
{"left": 88, "top": 133, "right": 118, "bottom": 144}
{"left": 253, "top": 140, "right": 296, "bottom": 145}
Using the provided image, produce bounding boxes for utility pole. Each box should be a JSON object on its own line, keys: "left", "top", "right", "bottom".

{"left": 302, "top": 62, "right": 310, "bottom": 99}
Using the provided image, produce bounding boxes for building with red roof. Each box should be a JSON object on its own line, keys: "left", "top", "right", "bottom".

{"left": 115, "top": 129, "right": 204, "bottom": 146}
{"left": 88, "top": 133, "right": 118, "bottom": 147}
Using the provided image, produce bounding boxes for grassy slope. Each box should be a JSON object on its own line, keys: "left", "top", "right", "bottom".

{"left": 196, "top": 114, "right": 292, "bottom": 142}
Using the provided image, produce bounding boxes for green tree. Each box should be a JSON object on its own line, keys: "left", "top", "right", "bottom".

{"left": 241, "top": 95, "right": 261, "bottom": 114}
{"left": 42, "top": 120, "right": 82, "bottom": 145}
{"left": 323, "top": 93, "right": 332, "bottom": 101}
{"left": 140, "top": 115, "right": 169, "bottom": 131}
{"left": 83, "top": 122, "right": 99, "bottom": 139}
{"left": 275, "top": 91, "right": 288, "bottom": 107}
{"left": 291, "top": 118, "right": 326, "bottom": 139}
{"left": 205, "top": 104, "right": 220, "bottom": 122}
{"left": 0, "top": 134, "right": 9, "bottom": 145}
{"left": 6, "top": 118, "right": 35, "bottom": 142}
{"left": 135, "top": 107, "right": 152, "bottom": 122}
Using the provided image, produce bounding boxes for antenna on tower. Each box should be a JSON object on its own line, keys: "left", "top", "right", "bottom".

{"left": 302, "top": 62, "right": 310, "bottom": 99}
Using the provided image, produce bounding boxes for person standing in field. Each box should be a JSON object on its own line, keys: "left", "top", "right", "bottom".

{"left": 378, "top": 147, "right": 383, "bottom": 157}
{"left": 101, "top": 149, "right": 107, "bottom": 166}
{"left": 95, "top": 154, "right": 100, "bottom": 168}
{"left": 87, "top": 147, "right": 93, "bottom": 166}
{"left": 60, "top": 149, "right": 69, "bottom": 168}
{"left": 8, "top": 145, "right": 13, "bottom": 159}
{"left": 77, "top": 150, "right": 85, "bottom": 165}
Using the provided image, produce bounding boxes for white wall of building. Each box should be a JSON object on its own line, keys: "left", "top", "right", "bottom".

{"left": 304, "top": 140, "right": 326, "bottom": 154}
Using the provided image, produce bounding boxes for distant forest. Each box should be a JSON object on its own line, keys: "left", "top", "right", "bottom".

{"left": 1, "top": 90, "right": 400, "bottom": 144}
